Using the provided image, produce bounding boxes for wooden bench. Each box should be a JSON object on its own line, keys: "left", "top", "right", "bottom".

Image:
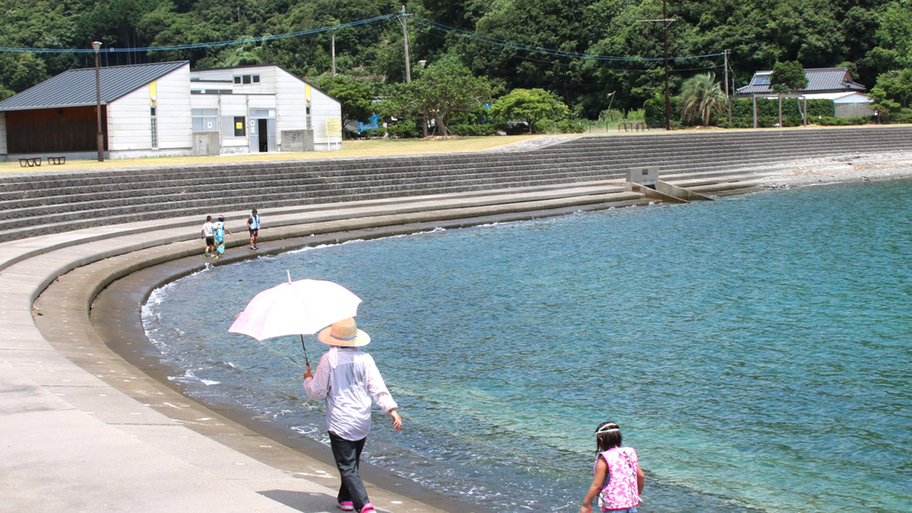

{"left": 47, "top": 156, "right": 66, "bottom": 165}
{"left": 18, "top": 157, "right": 41, "bottom": 167}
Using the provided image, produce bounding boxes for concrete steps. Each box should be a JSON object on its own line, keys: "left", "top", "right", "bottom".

{"left": 0, "top": 126, "right": 908, "bottom": 242}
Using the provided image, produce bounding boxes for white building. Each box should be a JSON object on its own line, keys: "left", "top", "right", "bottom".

{"left": 0, "top": 61, "right": 342, "bottom": 161}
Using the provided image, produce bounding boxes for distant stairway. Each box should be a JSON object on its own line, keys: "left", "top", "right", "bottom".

{"left": 0, "top": 126, "right": 909, "bottom": 242}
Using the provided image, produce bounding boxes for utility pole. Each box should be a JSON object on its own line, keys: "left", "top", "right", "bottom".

{"left": 638, "top": 3, "right": 675, "bottom": 131}
{"left": 662, "top": 0, "right": 670, "bottom": 131}
{"left": 399, "top": 5, "right": 411, "bottom": 83}
{"left": 331, "top": 33, "right": 336, "bottom": 77}
{"left": 92, "top": 41, "right": 104, "bottom": 162}
{"left": 724, "top": 49, "right": 731, "bottom": 123}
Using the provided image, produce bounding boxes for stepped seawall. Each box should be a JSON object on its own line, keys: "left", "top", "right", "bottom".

{"left": 2, "top": 126, "right": 910, "bottom": 512}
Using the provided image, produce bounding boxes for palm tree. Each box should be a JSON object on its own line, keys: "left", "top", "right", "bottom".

{"left": 680, "top": 73, "right": 727, "bottom": 126}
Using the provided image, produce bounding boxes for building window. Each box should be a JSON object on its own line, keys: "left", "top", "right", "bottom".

{"left": 234, "top": 116, "right": 246, "bottom": 137}
{"left": 150, "top": 106, "right": 158, "bottom": 149}
{"left": 192, "top": 109, "right": 218, "bottom": 132}
{"left": 232, "top": 74, "right": 259, "bottom": 85}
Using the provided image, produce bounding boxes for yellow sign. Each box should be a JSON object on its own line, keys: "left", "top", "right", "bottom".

{"left": 325, "top": 118, "right": 342, "bottom": 137}
{"left": 305, "top": 83, "right": 312, "bottom": 105}
{"left": 149, "top": 81, "right": 157, "bottom": 105}
{"left": 235, "top": 122, "right": 243, "bottom": 130}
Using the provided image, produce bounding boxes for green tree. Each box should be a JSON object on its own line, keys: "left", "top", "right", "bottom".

{"left": 407, "top": 56, "right": 498, "bottom": 136}
{"left": 491, "top": 88, "right": 569, "bottom": 134}
{"left": 870, "top": 86, "right": 901, "bottom": 121}
{"left": 874, "top": 1, "right": 912, "bottom": 66}
{"left": 771, "top": 60, "right": 808, "bottom": 93}
{"left": 870, "top": 68, "right": 912, "bottom": 120}
{"left": 10, "top": 54, "right": 49, "bottom": 92}
{"left": 459, "top": 0, "right": 594, "bottom": 106}
{"left": 680, "top": 73, "right": 726, "bottom": 126}
{"left": 375, "top": 82, "right": 424, "bottom": 136}
{"left": 316, "top": 75, "right": 378, "bottom": 138}
{"left": 1, "top": 0, "right": 910, "bottom": 124}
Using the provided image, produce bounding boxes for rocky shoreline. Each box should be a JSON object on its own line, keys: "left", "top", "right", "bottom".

{"left": 761, "top": 150, "right": 912, "bottom": 188}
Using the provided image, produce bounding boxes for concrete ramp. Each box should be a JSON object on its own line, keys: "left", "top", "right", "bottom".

{"left": 624, "top": 181, "right": 688, "bottom": 203}
{"left": 655, "top": 180, "right": 714, "bottom": 201}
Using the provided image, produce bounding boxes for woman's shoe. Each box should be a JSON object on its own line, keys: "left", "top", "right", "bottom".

{"left": 336, "top": 501, "right": 354, "bottom": 511}
{"left": 360, "top": 503, "right": 376, "bottom": 513}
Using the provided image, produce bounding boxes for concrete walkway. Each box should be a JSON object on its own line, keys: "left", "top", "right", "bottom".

{"left": 0, "top": 179, "right": 659, "bottom": 512}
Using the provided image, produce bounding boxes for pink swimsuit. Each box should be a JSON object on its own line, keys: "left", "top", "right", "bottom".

{"left": 595, "top": 447, "right": 640, "bottom": 510}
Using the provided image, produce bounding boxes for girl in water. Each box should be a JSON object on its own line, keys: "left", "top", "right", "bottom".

{"left": 578, "top": 421, "right": 645, "bottom": 513}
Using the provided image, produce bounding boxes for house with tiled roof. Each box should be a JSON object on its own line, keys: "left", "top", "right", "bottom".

{"left": 735, "top": 67, "right": 873, "bottom": 118}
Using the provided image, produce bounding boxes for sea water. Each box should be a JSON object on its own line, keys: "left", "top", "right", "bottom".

{"left": 142, "top": 180, "right": 912, "bottom": 512}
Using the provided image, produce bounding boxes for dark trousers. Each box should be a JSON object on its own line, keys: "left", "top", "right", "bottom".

{"left": 329, "top": 432, "right": 369, "bottom": 510}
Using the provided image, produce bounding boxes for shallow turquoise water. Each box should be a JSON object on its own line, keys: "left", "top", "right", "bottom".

{"left": 143, "top": 180, "right": 912, "bottom": 512}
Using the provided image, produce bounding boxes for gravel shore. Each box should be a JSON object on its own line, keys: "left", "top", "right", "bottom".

{"left": 761, "top": 150, "right": 912, "bottom": 188}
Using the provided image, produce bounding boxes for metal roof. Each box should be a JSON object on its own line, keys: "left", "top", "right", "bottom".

{"left": 0, "top": 61, "right": 189, "bottom": 112}
{"left": 735, "top": 67, "right": 866, "bottom": 96}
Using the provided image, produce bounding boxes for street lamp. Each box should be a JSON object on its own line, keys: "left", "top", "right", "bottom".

{"left": 92, "top": 41, "right": 104, "bottom": 162}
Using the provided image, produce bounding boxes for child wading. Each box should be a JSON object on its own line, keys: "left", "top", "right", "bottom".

{"left": 200, "top": 215, "right": 215, "bottom": 257}
{"left": 247, "top": 208, "right": 260, "bottom": 250}
{"left": 578, "top": 421, "right": 645, "bottom": 513}
{"left": 303, "top": 318, "right": 402, "bottom": 513}
{"left": 212, "top": 214, "right": 231, "bottom": 258}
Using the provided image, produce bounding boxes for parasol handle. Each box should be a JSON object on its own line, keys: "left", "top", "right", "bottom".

{"left": 288, "top": 271, "right": 310, "bottom": 368}
{"left": 299, "top": 334, "right": 311, "bottom": 368}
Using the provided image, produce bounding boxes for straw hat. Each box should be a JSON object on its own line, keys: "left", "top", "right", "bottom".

{"left": 317, "top": 317, "right": 371, "bottom": 347}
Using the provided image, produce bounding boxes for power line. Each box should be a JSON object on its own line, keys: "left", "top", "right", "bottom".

{"left": 410, "top": 17, "right": 725, "bottom": 62}
{"left": 0, "top": 11, "right": 724, "bottom": 66}
{"left": 0, "top": 14, "right": 397, "bottom": 54}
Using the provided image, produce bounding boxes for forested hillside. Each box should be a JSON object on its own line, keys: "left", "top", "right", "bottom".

{"left": 2, "top": 0, "right": 910, "bottom": 119}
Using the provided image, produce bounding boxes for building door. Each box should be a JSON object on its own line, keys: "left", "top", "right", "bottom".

{"left": 258, "top": 119, "right": 268, "bottom": 152}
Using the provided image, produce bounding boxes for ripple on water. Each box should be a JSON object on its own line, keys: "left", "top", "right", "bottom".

{"left": 143, "top": 180, "right": 912, "bottom": 513}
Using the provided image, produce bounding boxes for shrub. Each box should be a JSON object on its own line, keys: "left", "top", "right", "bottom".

{"left": 500, "top": 121, "right": 530, "bottom": 135}
{"left": 781, "top": 115, "right": 804, "bottom": 127}
{"left": 599, "top": 109, "right": 625, "bottom": 124}
{"left": 386, "top": 120, "right": 420, "bottom": 138}
{"left": 758, "top": 115, "right": 780, "bottom": 128}
{"left": 491, "top": 88, "right": 570, "bottom": 134}
{"left": 886, "top": 111, "right": 912, "bottom": 124}
{"left": 449, "top": 123, "right": 496, "bottom": 136}
{"left": 557, "top": 119, "right": 587, "bottom": 133}
{"left": 535, "top": 118, "right": 558, "bottom": 133}
{"left": 626, "top": 108, "right": 646, "bottom": 122}
{"left": 644, "top": 96, "right": 682, "bottom": 128}
{"left": 731, "top": 98, "right": 835, "bottom": 121}
{"left": 818, "top": 116, "right": 871, "bottom": 126}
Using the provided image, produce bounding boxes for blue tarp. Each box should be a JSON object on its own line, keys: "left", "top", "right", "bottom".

{"left": 357, "top": 113, "right": 380, "bottom": 133}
